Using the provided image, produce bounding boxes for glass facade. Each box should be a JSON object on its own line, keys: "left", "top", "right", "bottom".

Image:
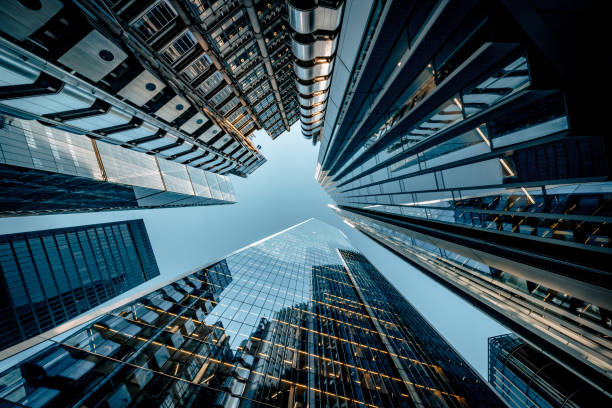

{"left": 0, "top": 219, "right": 502, "bottom": 407}
{"left": 0, "top": 115, "right": 236, "bottom": 216}
{"left": 0, "top": 220, "right": 160, "bottom": 352}
{"left": 331, "top": 207, "right": 612, "bottom": 387}
{"left": 317, "top": 0, "right": 611, "bottom": 393}
{"left": 488, "top": 334, "right": 610, "bottom": 407}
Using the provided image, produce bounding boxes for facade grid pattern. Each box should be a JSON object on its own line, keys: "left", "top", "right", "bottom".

{"left": 0, "top": 220, "right": 160, "bottom": 351}
{"left": 0, "top": 219, "right": 502, "bottom": 407}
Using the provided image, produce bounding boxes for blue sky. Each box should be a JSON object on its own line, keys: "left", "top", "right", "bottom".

{"left": 0, "top": 125, "right": 507, "bottom": 376}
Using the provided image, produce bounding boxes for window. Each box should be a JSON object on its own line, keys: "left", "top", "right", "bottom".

{"left": 253, "top": 93, "right": 274, "bottom": 112}
{"left": 235, "top": 115, "right": 251, "bottom": 129}
{"left": 161, "top": 31, "right": 198, "bottom": 66}
{"left": 210, "top": 10, "right": 250, "bottom": 53}
{"left": 187, "top": 0, "right": 233, "bottom": 29}
{"left": 239, "top": 64, "right": 266, "bottom": 91}
{"left": 209, "top": 85, "right": 233, "bottom": 106}
{"left": 132, "top": 1, "right": 178, "bottom": 41}
{"left": 259, "top": 105, "right": 277, "bottom": 121}
{"left": 227, "top": 43, "right": 259, "bottom": 75}
{"left": 227, "top": 106, "right": 247, "bottom": 123}
{"left": 219, "top": 97, "right": 240, "bottom": 116}
{"left": 247, "top": 82, "right": 270, "bottom": 104}
{"left": 181, "top": 53, "right": 212, "bottom": 82}
{"left": 264, "top": 113, "right": 281, "bottom": 128}
{"left": 200, "top": 71, "right": 225, "bottom": 95}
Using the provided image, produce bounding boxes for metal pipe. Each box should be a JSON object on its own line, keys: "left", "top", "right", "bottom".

{"left": 287, "top": 0, "right": 345, "bottom": 140}
{"left": 190, "top": 27, "right": 264, "bottom": 133}
{"left": 242, "top": 0, "right": 290, "bottom": 131}
{"left": 81, "top": 0, "right": 261, "bottom": 161}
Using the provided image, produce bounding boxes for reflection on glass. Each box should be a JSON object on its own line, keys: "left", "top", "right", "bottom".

{"left": 340, "top": 210, "right": 612, "bottom": 335}
{"left": 161, "top": 31, "right": 198, "bottom": 66}
{"left": 0, "top": 220, "right": 501, "bottom": 407}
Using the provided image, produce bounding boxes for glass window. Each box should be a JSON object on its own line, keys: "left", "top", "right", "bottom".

{"left": 218, "top": 97, "right": 240, "bottom": 116}
{"left": 200, "top": 71, "right": 225, "bottom": 95}
{"left": 227, "top": 43, "right": 259, "bottom": 75}
{"left": 96, "top": 141, "right": 164, "bottom": 190}
{"left": 210, "top": 10, "right": 250, "bottom": 54}
{"left": 239, "top": 64, "right": 266, "bottom": 91}
{"left": 161, "top": 30, "right": 198, "bottom": 66}
{"left": 157, "top": 158, "right": 194, "bottom": 195}
{"left": 209, "top": 85, "right": 233, "bottom": 107}
{"left": 132, "top": 1, "right": 178, "bottom": 41}
{"left": 181, "top": 53, "right": 212, "bottom": 82}
{"left": 247, "top": 82, "right": 271, "bottom": 104}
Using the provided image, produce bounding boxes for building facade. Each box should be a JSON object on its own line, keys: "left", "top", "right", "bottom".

{"left": 488, "top": 334, "right": 610, "bottom": 407}
{"left": 0, "top": 114, "right": 236, "bottom": 216}
{"left": 0, "top": 0, "right": 353, "bottom": 148}
{"left": 317, "top": 0, "right": 611, "bottom": 396}
{"left": 0, "top": 219, "right": 503, "bottom": 407}
{"left": 0, "top": 219, "right": 160, "bottom": 353}
{"left": 287, "top": 0, "right": 345, "bottom": 141}
{"left": 0, "top": 0, "right": 267, "bottom": 178}
{"left": 0, "top": 1, "right": 301, "bottom": 216}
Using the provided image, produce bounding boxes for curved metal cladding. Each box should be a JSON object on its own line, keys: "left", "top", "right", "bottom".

{"left": 288, "top": 0, "right": 344, "bottom": 142}
{"left": 488, "top": 334, "right": 611, "bottom": 407}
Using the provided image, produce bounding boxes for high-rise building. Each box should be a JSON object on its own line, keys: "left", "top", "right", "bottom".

{"left": 0, "top": 1, "right": 267, "bottom": 178}
{"left": 0, "top": 0, "right": 287, "bottom": 216}
{"left": 0, "top": 114, "right": 236, "bottom": 216}
{"left": 488, "top": 334, "right": 610, "bottom": 407}
{"left": 0, "top": 219, "right": 503, "bottom": 407}
{"left": 0, "top": 0, "right": 351, "bottom": 144}
{"left": 0, "top": 219, "right": 160, "bottom": 354}
{"left": 316, "top": 0, "right": 611, "bottom": 395}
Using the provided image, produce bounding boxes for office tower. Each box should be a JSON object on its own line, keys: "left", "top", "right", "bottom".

{"left": 0, "top": 219, "right": 160, "bottom": 354}
{"left": 0, "top": 0, "right": 277, "bottom": 216}
{"left": 488, "top": 334, "right": 610, "bottom": 407}
{"left": 317, "top": 0, "right": 611, "bottom": 395}
{"left": 0, "top": 114, "right": 236, "bottom": 216}
{"left": 0, "top": 1, "right": 267, "bottom": 178}
{"left": 0, "top": 219, "right": 503, "bottom": 407}
{"left": 0, "top": 0, "right": 355, "bottom": 144}
{"left": 287, "top": 0, "right": 345, "bottom": 141}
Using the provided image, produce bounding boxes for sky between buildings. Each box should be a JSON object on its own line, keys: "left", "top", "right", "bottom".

{"left": 0, "top": 125, "right": 507, "bottom": 377}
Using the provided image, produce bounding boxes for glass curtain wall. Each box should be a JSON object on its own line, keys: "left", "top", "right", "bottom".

{"left": 0, "top": 219, "right": 502, "bottom": 408}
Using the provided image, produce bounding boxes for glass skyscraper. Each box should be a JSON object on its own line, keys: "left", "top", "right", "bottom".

{"left": 488, "top": 334, "right": 610, "bottom": 407}
{"left": 0, "top": 219, "right": 502, "bottom": 407}
{"left": 315, "top": 0, "right": 611, "bottom": 393}
{"left": 0, "top": 219, "right": 160, "bottom": 354}
{"left": 0, "top": 115, "right": 236, "bottom": 216}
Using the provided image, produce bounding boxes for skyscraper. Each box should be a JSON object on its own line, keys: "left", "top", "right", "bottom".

{"left": 488, "top": 334, "right": 610, "bottom": 407}
{"left": 0, "top": 114, "right": 237, "bottom": 216}
{"left": 316, "top": 0, "right": 611, "bottom": 393}
{"left": 0, "top": 0, "right": 295, "bottom": 215}
{"left": 0, "top": 1, "right": 267, "bottom": 178}
{"left": 0, "top": 219, "right": 160, "bottom": 354}
{"left": 0, "top": 219, "right": 503, "bottom": 407}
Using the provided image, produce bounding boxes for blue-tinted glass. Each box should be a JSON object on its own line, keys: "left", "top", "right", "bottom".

{"left": 0, "top": 220, "right": 159, "bottom": 351}
{"left": 0, "top": 220, "right": 501, "bottom": 408}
